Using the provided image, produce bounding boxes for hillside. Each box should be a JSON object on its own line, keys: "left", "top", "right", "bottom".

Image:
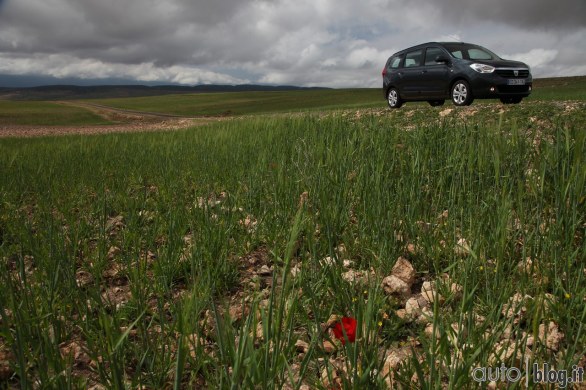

{"left": 0, "top": 84, "right": 329, "bottom": 101}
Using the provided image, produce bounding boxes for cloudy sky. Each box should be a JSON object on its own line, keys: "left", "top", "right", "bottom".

{"left": 0, "top": 0, "right": 585, "bottom": 87}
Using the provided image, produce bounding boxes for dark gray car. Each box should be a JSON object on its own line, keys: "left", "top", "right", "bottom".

{"left": 382, "top": 42, "right": 532, "bottom": 108}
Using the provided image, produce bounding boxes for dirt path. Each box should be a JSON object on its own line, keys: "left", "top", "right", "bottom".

{"left": 58, "top": 101, "right": 204, "bottom": 120}
{"left": 0, "top": 101, "right": 225, "bottom": 138}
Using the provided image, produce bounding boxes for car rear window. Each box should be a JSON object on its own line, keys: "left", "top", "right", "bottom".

{"left": 390, "top": 56, "right": 402, "bottom": 68}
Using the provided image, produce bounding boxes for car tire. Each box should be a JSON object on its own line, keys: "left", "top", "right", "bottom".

{"left": 387, "top": 88, "right": 403, "bottom": 109}
{"left": 451, "top": 80, "right": 473, "bottom": 106}
{"left": 428, "top": 100, "right": 445, "bottom": 107}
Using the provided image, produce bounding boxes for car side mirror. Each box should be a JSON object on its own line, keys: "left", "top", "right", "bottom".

{"left": 435, "top": 55, "right": 450, "bottom": 64}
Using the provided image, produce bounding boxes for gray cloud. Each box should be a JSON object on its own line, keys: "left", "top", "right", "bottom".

{"left": 0, "top": 0, "right": 584, "bottom": 87}
{"left": 431, "top": 0, "right": 586, "bottom": 30}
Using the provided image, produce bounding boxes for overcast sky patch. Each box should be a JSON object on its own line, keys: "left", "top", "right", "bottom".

{"left": 0, "top": 0, "right": 584, "bottom": 87}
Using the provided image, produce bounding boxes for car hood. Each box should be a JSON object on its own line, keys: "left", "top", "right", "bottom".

{"left": 475, "top": 59, "right": 530, "bottom": 69}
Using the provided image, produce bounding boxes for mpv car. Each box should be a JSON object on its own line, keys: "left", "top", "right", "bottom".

{"left": 382, "top": 42, "right": 532, "bottom": 108}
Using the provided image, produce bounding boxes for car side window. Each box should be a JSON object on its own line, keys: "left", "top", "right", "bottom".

{"left": 390, "top": 56, "right": 402, "bottom": 68}
{"left": 424, "top": 47, "right": 444, "bottom": 65}
{"left": 404, "top": 50, "right": 422, "bottom": 67}
{"left": 450, "top": 50, "right": 463, "bottom": 59}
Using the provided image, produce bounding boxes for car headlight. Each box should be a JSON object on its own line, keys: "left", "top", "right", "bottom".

{"left": 470, "top": 63, "right": 495, "bottom": 73}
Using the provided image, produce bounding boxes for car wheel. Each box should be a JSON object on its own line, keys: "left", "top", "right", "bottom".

{"left": 451, "top": 80, "right": 473, "bottom": 106}
{"left": 387, "top": 88, "right": 403, "bottom": 109}
{"left": 428, "top": 100, "right": 445, "bottom": 107}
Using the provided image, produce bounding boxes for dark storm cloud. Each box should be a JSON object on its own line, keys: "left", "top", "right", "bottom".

{"left": 1, "top": 0, "right": 253, "bottom": 59}
{"left": 0, "top": 0, "right": 584, "bottom": 87}
{"left": 432, "top": 0, "right": 586, "bottom": 30}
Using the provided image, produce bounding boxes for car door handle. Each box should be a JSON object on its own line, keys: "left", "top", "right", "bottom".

{"left": 421, "top": 70, "right": 427, "bottom": 74}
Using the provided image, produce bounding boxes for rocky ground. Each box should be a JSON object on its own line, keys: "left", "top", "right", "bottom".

{"left": 1, "top": 100, "right": 583, "bottom": 138}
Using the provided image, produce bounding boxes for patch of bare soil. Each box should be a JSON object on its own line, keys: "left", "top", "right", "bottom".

{"left": 0, "top": 119, "right": 215, "bottom": 138}
{"left": 0, "top": 101, "right": 225, "bottom": 138}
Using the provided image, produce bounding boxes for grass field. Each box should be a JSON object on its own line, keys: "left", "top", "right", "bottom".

{"left": 532, "top": 76, "right": 586, "bottom": 101}
{"left": 0, "top": 101, "right": 112, "bottom": 127}
{"left": 87, "top": 76, "right": 586, "bottom": 117}
{"left": 90, "top": 89, "right": 383, "bottom": 117}
{"left": 0, "top": 81, "right": 585, "bottom": 388}
{"left": 1, "top": 77, "right": 584, "bottom": 126}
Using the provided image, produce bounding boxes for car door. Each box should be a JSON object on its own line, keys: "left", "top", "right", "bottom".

{"left": 397, "top": 49, "right": 424, "bottom": 98}
{"left": 420, "top": 47, "right": 450, "bottom": 98}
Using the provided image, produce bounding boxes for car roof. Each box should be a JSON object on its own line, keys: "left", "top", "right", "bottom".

{"left": 390, "top": 42, "right": 470, "bottom": 57}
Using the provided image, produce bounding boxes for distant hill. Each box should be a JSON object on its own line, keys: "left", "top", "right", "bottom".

{"left": 0, "top": 84, "right": 330, "bottom": 101}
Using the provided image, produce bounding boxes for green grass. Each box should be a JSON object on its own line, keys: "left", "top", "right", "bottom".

{"left": 86, "top": 77, "right": 585, "bottom": 118}
{"left": 530, "top": 76, "right": 586, "bottom": 101}
{"left": 90, "top": 89, "right": 384, "bottom": 117}
{"left": 0, "top": 99, "right": 584, "bottom": 388}
{"left": 1, "top": 76, "right": 584, "bottom": 127}
{"left": 0, "top": 101, "right": 112, "bottom": 126}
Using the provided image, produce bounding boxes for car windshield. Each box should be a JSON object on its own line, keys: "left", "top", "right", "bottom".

{"left": 442, "top": 44, "right": 500, "bottom": 61}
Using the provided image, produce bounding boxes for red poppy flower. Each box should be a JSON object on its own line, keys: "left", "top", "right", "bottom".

{"left": 332, "top": 316, "right": 357, "bottom": 344}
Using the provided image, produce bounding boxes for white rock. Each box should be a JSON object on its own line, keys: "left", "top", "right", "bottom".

{"left": 381, "top": 347, "right": 412, "bottom": 388}
{"left": 320, "top": 256, "right": 335, "bottom": 267}
{"left": 502, "top": 293, "right": 532, "bottom": 324}
{"left": 342, "top": 259, "right": 354, "bottom": 268}
{"left": 382, "top": 275, "right": 411, "bottom": 299}
{"left": 421, "top": 281, "right": 444, "bottom": 304}
{"left": 391, "top": 257, "right": 416, "bottom": 285}
{"left": 538, "top": 321, "right": 564, "bottom": 352}
{"left": 454, "top": 238, "right": 471, "bottom": 257}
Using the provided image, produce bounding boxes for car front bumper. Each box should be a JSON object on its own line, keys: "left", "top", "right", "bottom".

{"left": 469, "top": 74, "right": 533, "bottom": 98}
